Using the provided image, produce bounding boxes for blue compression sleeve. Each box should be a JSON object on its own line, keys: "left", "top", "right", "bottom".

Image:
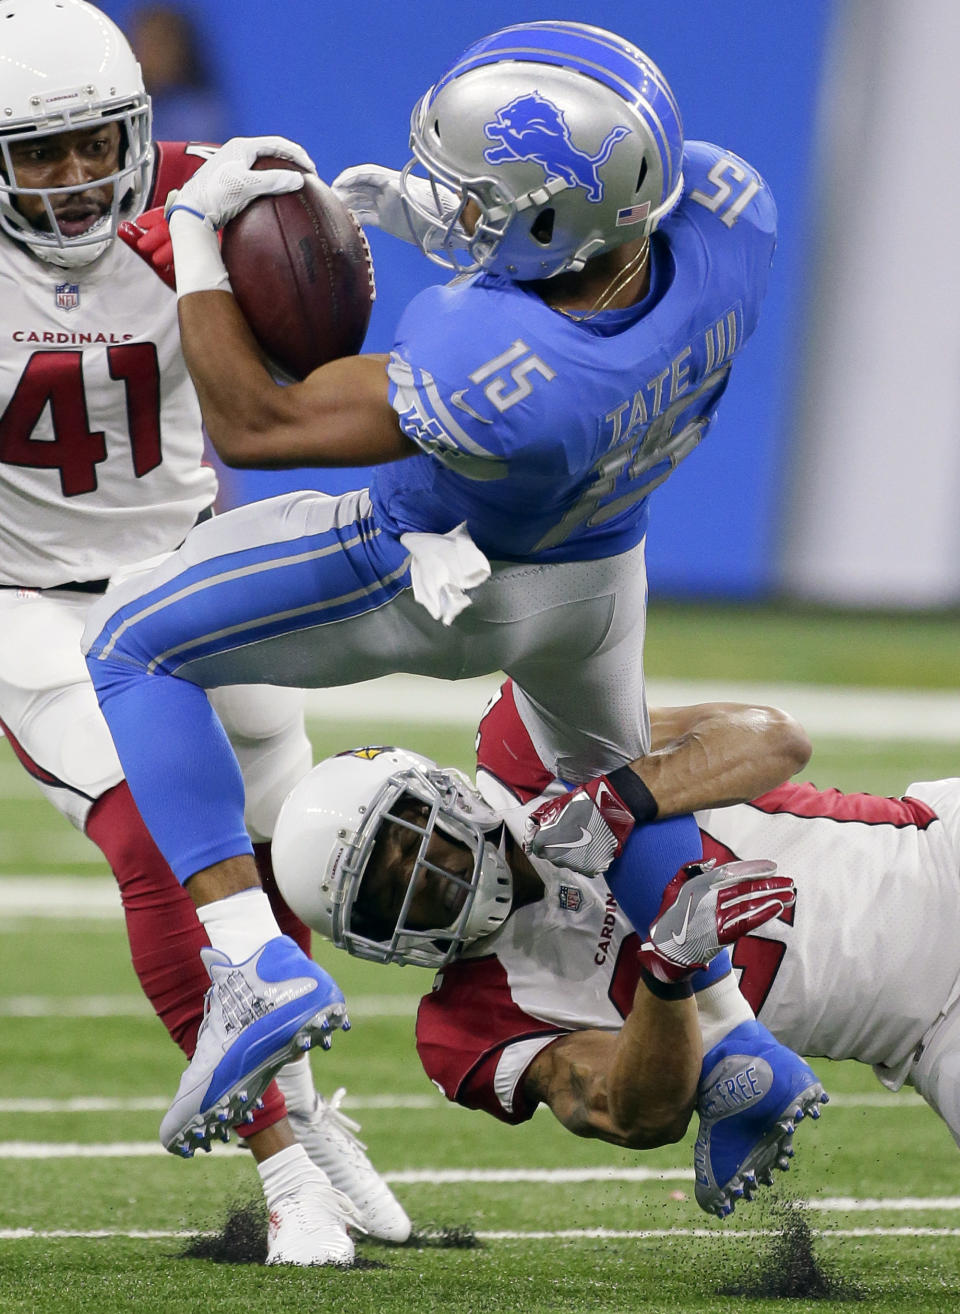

{"left": 604, "top": 812, "right": 730, "bottom": 991}
{"left": 88, "top": 663, "right": 252, "bottom": 883}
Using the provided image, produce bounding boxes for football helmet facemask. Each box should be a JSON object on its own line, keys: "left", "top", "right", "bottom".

{"left": 272, "top": 747, "right": 514, "bottom": 969}
{"left": 0, "top": 0, "right": 152, "bottom": 268}
{"left": 401, "top": 20, "right": 684, "bottom": 280}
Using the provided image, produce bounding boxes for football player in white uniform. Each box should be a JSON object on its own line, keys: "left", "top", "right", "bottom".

{"left": 271, "top": 681, "right": 960, "bottom": 1210}
{"left": 0, "top": 0, "right": 408, "bottom": 1262}
{"left": 272, "top": 691, "right": 835, "bottom": 1218}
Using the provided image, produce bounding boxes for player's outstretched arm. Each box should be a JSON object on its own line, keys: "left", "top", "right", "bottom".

{"left": 643, "top": 702, "right": 812, "bottom": 814}
{"left": 525, "top": 702, "right": 810, "bottom": 875}
{"left": 523, "top": 981, "right": 700, "bottom": 1149}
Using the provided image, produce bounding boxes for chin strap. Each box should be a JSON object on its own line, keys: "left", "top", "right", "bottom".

{"left": 26, "top": 229, "right": 112, "bottom": 270}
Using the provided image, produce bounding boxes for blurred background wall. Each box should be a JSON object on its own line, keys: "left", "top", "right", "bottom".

{"left": 97, "top": 0, "right": 960, "bottom": 608}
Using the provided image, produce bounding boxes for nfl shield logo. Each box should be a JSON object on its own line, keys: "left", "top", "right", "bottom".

{"left": 558, "top": 885, "right": 583, "bottom": 912}
{"left": 55, "top": 283, "right": 80, "bottom": 312}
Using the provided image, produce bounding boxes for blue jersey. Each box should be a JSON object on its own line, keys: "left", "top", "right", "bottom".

{"left": 371, "top": 140, "right": 776, "bottom": 563}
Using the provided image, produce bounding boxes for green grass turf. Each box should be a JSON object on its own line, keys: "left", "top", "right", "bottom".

{"left": 2, "top": 605, "right": 960, "bottom": 1309}
{"left": 643, "top": 600, "right": 960, "bottom": 688}
{"left": 4, "top": 893, "right": 960, "bottom": 1308}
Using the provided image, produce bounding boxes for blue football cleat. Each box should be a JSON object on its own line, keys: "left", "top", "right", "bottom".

{"left": 159, "top": 935, "right": 349, "bottom": 1156}
{"left": 693, "top": 1019, "right": 828, "bottom": 1218}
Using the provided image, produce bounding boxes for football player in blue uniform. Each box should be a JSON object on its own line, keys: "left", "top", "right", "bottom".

{"left": 82, "top": 21, "right": 798, "bottom": 1188}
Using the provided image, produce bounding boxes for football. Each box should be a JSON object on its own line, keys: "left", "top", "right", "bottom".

{"left": 220, "top": 157, "right": 375, "bottom": 381}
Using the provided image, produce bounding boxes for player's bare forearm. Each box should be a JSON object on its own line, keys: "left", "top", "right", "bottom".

{"left": 525, "top": 986, "right": 699, "bottom": 1148}
{"left": 637, "top": 702, "right": 812, "bottom": 816}
{"left": 605, "top": 980, "right": 699, "bottom": 1143}
{"left": 177, "top": 291, "right": 415, "bottom": 469}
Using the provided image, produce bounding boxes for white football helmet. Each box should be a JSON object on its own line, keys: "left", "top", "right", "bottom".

{"left": 0, "top": 0, "right": 152, "bottom": 267}
{"left": 400, "top": 20, "right": 684, "bottom": 279}
{"left": 272, "top": 746, "right": 513, "bottom": 969}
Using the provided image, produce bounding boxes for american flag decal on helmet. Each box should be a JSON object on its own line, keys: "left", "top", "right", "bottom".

{"left": 615, "top": 201, "right": 651, "bottom": 226}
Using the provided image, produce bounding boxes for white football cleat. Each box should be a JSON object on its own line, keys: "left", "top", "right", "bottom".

{"left": 266, "top": 1173, "right": 358, "bottom": 1266}
{"left": 287, "top": 1088, "right": 411, "bottom": 1243}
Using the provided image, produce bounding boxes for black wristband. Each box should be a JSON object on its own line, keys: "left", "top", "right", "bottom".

{"left": 639, "top": 965, "right": 693, "bottom": 1000}
{"left": 607, "top": 764, "right": 659, "bottom": 824}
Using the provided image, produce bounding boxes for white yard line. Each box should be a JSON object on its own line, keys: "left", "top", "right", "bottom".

{"left": 0, "top": 996, "right": 150, "bottom": 1016}
{"left": 0, "top": 1147, "right": 954, "bottom": 1210}
{"left": 0, "top": 1094, "right": 440, "bottom": 1114}
{"left": 2, "top": 1143, "right": 169, "bottom": 1158}
{"left": 0, "top": 992, "right": 419, "bottom": 1017}
{"left": 2, "top": 1226, "right": 960, "bottom": 1242}
{"left": 810, "top": 1197, "right": 960, "bottom": 1212}
{"left": 0, "top": 1090, "right": 923, "bottom": 1114}
{"left": 0, "top": 878, "right": 124, "bottom": 918}
{"left": 647, "top": 679, "right": 960, "bottom": 743}
{"left": 296, "top": 674, "right": 960, "bottom": 742}
{"left": 817, "top": 1092, "right": 924, "bottom": 1107}
{"left": 479, "top": 1227, "right": 960, "bottom": 1239}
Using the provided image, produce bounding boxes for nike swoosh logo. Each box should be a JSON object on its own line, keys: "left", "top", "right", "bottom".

{"left": 544, "top": 827, "right": 594, "bottom": 852}
{"left": 595, "top": 782, "right": 613, "bottom": 809}
{"left": 669, "top": 898, "right": 693, "bottom": 947}
{"left": 451, "top": 388, "right": 493, "bottom": 424}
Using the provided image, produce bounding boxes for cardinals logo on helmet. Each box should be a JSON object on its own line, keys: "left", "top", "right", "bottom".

{"left": 335, "top": 746, "right": 395, "bottom": 760}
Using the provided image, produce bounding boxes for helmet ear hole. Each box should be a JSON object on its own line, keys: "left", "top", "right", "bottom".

{"left": 636, "top": 158, "right": 648, "bottom": 191}
{"left": 530, "top": 207, "right": 555, "bottom": 246}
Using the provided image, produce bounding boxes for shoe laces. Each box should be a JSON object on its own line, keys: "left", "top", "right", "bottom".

{"left": 318, "top": 1087, "right": 368, "bottom": 1152}
{"left": 218, "top": 969, "right": 271, "bottom": 1033}
{"left": 281, "top": 1177, "right": 360, "bottom": 1224}
{"left": 269, "top": 1182, "right": 363, "bottom": 1253}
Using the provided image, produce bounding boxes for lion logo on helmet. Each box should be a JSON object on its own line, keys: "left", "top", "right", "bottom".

{"left": 483, "top": 93, "right": 631, "bottom": 202}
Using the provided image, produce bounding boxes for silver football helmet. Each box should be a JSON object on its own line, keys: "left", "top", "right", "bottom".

{"left": 272, "top": 747, "right": 513, "bottom": 969}
{"left": 401, "top": 20, "right": 684, "bottom": 279}
{"left": 0, "top": 0, "right": 152, "bottom": 268}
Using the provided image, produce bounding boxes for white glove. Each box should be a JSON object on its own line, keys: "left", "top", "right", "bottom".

{"left": 331, "top": 162, "right": 467, "bottom": 249}
{"left": 166, "top": 135, "right": 317, "bottom": 231}
{"left": 165, "top": 135, "right": 316, "bottom": 298}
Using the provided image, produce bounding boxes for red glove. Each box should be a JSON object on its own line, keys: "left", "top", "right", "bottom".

{"left": 640, "top": 859, "right": 796, "bottom": 984}
{"left": 118, "top": 206, "right": 176, "bottom": 289}
{"left": 523, "top": 769, "right": 655, "bottom": 876}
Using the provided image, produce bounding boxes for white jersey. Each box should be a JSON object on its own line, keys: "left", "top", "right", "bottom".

{"left": 416, "top": 778, "right": 643, "bottom": 1123}
{"left": 696, "top": 776, "right": 960, "bottom": 1082}
{"left": 0, "top": 142, "right": 217, "bottom": 588}
{"left": 415, "top": 679, "right": 960, "bottom": 1123}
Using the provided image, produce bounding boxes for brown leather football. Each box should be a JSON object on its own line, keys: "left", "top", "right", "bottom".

{"left": 221, "top": 157, "right": 375, "bottom": 381}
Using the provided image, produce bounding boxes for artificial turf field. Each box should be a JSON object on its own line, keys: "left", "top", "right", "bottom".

{"left": 2, "top": 603, "right": 960, "bottom": 1313}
